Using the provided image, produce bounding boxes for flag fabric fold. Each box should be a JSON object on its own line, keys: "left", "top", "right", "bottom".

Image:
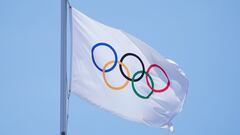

{"left": 70, "top": 7, "right": 188, "bottom": 131}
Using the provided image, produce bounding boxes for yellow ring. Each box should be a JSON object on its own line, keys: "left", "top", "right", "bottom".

{"left": 102, "top": 60, "right": 131, "bottom": 90}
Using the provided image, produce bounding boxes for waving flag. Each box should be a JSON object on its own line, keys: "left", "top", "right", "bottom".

{"left": 70, "top": 7, "right": 188, "bottom": 131}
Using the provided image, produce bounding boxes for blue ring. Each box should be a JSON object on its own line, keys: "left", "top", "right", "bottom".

{"left": 91, "top": 42, "right": 118, "bottom": 72}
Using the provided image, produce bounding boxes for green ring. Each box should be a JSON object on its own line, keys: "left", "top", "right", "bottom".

{"left": 131, "top": 71, "right": 154, "bottom": 99}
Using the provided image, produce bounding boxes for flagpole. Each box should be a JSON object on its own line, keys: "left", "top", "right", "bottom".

{"left": 60, "top": 0, "right": 68, "bottom": 135}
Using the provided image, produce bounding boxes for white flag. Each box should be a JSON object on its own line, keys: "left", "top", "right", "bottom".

{"left": 70, "top": 7, "right": 188, "bottom": 131}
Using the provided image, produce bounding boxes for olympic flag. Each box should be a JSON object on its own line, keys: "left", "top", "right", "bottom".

{"left": 70, "top": 7, "right": 188, "bottom": 131}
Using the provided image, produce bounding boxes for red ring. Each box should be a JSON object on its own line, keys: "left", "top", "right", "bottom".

{"left": 146, "top": 64, "right": 170, "bottom": 93}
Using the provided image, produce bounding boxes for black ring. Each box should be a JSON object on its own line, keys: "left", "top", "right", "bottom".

{"left": 119, "top": 53, "right": 145, "bottom": 82}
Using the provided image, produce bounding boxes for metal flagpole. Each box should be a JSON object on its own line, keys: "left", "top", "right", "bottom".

{"left": 60, "top": 0, "right": 68, "bottom": 135}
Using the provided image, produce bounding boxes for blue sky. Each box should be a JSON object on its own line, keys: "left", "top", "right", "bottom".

{"left": 0, "top": 0, "right": 240, "bottom": 135}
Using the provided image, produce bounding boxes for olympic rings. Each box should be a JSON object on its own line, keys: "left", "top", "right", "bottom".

{"left": 91, "top": 42, "right": 118, "bottom": 72}
{"left": 102, "top": 60, "right": 130, "bottom": 90}
{"left": 119, "top": 53, "right": 145, "bottom": 82}
{"left": 146, "top": 64, "right": 170, "bottom": 93}
{"left": 91, "top": 42, "right": 171, "bottom": 99}
{"left": 131, "top": 71, "right": 154, "bottom": 99}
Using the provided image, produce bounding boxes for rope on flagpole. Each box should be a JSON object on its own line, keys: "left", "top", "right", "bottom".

{"left": 67, "top": 0, "right": 72, "bottom": 8}
{"left": 66, "top": 1, "right": 73, "bottom": 130}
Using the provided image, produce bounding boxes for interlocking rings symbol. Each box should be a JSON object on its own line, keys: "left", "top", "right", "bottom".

{"left": 91, "top": 42, "right": 171, "bottom": 99}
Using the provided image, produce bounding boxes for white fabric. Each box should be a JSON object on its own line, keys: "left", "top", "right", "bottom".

{"left": 70, "top": 7, "right": 188, "bottom": 131}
